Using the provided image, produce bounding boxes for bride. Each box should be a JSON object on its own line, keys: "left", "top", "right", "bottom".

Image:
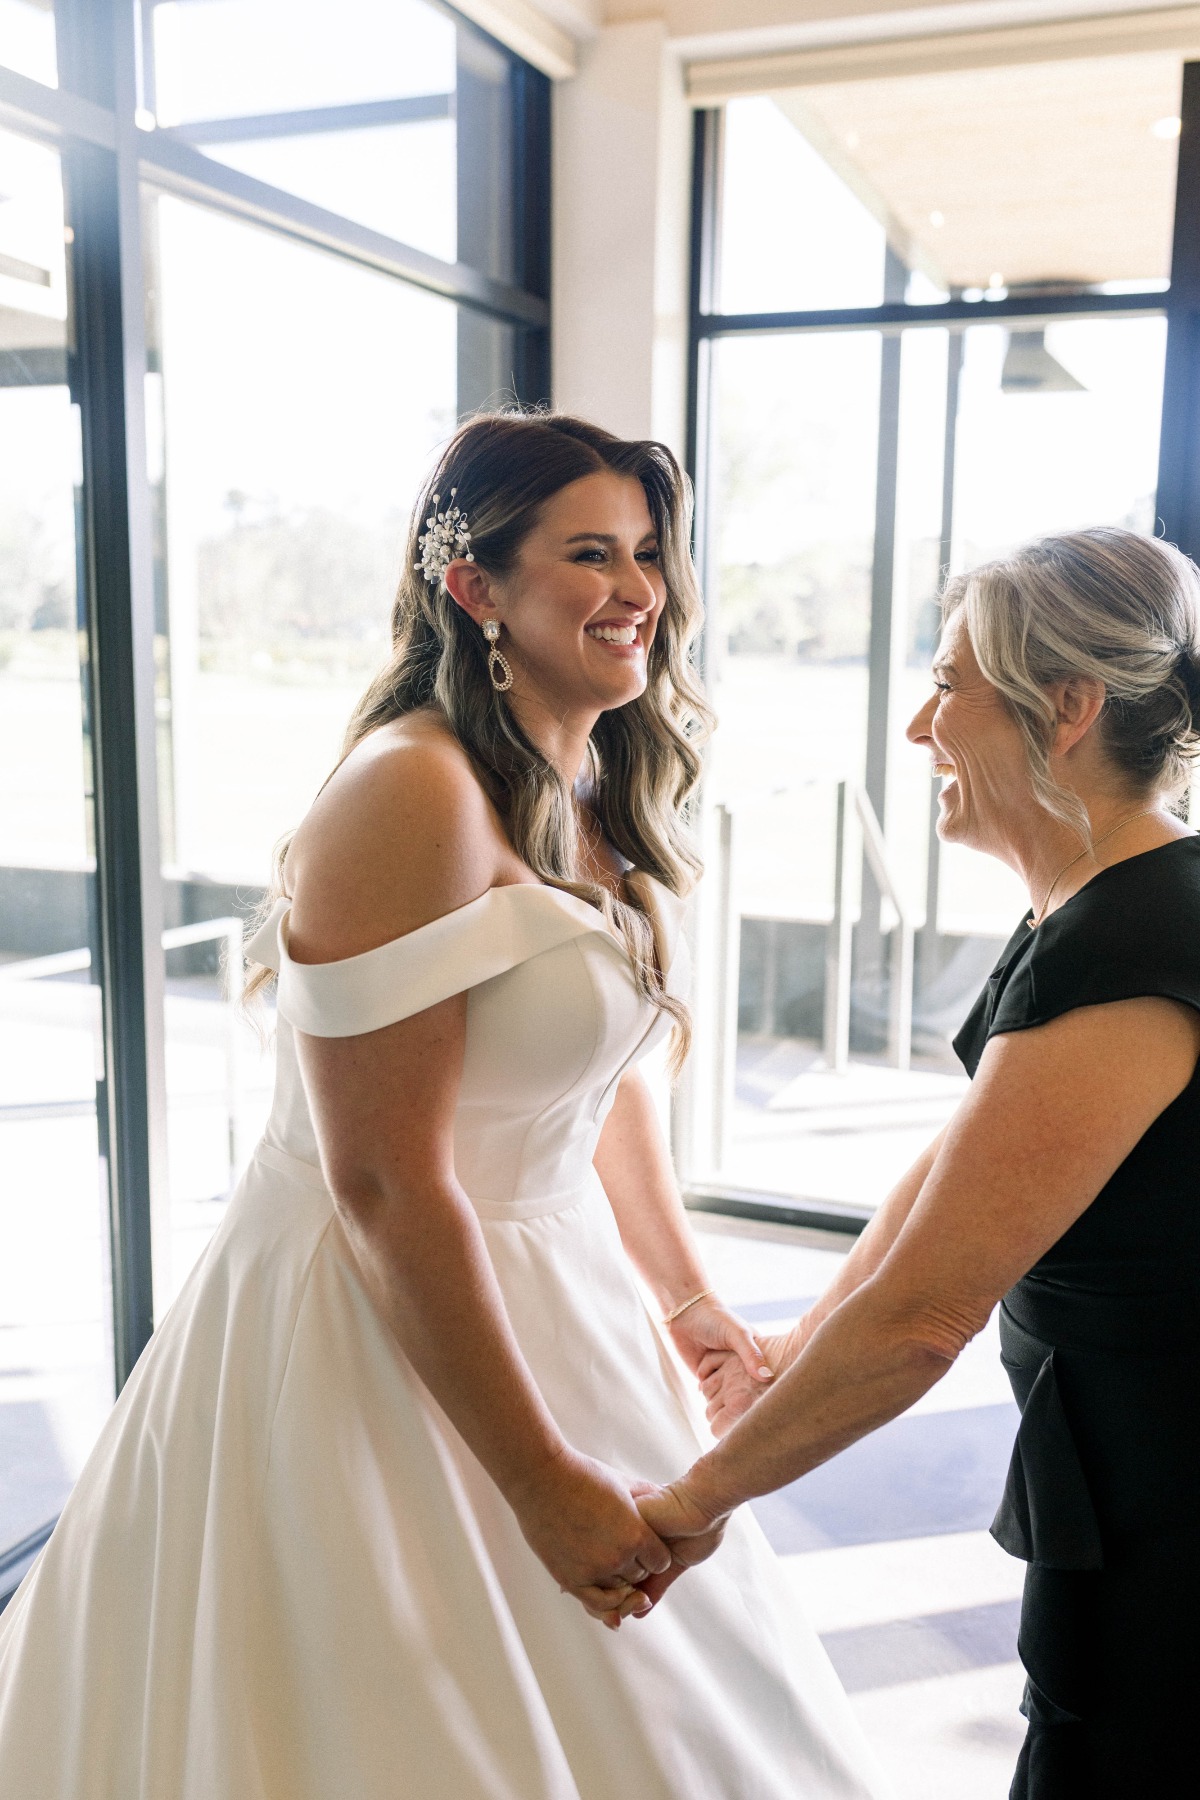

{"left": 0, "top": 410, "right": 890, "bottom": 1799}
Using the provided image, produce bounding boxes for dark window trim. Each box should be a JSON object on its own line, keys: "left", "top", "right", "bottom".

{"left": 137, "top": 130, "right": 549, "bottom": 327}
{"left": 0, "top": 60, "right": 117, "bottom": 148}
{"left": 684, "top": 75, "right": 1200, "bottom": 1222}
{"left": 0, "top": 0, "right": 552, "bottom": 1577}
{"left": 685, "top": 1188, "right": 868, "bottom": 1238}
{"left": 1157, "top": 61, "right": 1200, "bottom": 558}
{"left": 167, "top": 93, "right": 454, "bottom": 145}
{"left": 0, "top": 10, "right": 550, "bottom": 333}
{"left": 695, "top": 290, "right": 1168, "bottom": 338}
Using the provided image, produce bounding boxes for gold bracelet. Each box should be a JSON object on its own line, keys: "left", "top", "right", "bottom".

{"left": 662, "top": 1288, "right": 714, "bottom": 1326}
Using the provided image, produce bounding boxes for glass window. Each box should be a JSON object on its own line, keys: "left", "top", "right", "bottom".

{"left": 706, "top": 329, "right": 881, "bottom": 924}
{"left": 145, "top": 194, "right": 459, "bottom": 1300}
{"left": 702, "top": 313, "right": 1166, "bottom": 1209}
{"left": 146, "top": 0, "right": 519, "bottom": 277}
{"left": 0, "top": 130, "right": 114, "bottom": 1567}
{"left": 720, "top": 52, "right": 1183, "bottom": 315}
{"left": 186, "top": 118, "right": 458, "bottom": 261}
{"left": 931, "top": 313, "right": 1169, "bottom": 938}
{"left": 719, "top": 96, "right": 886, "bottom": 314}
{"left": 0, "top": 0, "right": 56, "bottom": 87}
{"left": 150, "top": 0, "right": 456, "bottom": 121}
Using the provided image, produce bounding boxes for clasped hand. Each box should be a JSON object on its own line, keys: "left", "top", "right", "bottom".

{"left": 516, "top": 1300, "right": 777, "bottom": 1626}
{"left": 512, "top": 1446, "right": 674, "bottom": 1626}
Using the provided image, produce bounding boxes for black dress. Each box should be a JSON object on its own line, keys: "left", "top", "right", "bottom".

{"left": 953, "top": 836, "right": 1200, "bottom": 1800}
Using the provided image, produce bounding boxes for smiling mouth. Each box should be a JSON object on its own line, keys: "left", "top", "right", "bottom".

{"left": 933, "top": 762, "right": 956, "bottom": 783}
{"left": 585, "top": 623, "right": 640, "bottom": 646}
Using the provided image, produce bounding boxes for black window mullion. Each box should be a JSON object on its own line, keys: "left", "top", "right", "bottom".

{"left": 58, "top": 0, "right": 166, "bottom": 1387}
{"left": 509, "top": 58, "right": 551, "bottom": 404}
{"left": 1157, "top": 60, "right": 1200, "bottom": 560}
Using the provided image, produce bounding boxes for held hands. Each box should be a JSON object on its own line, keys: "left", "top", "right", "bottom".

{"left": 510, "top": 1445, "right": 673, "bottom": 1628}
{"left": 513, "top": 1299, "right": 775, "bottom": 1628}
{"left": 666, "top": 1294, "right": 775, "bottom": 1391}
{"left": 596, "top": 1477, "right": 732, "bottom": 1624}
{"left": 697, "top": 1329, "right": 789, "bottom": 1437}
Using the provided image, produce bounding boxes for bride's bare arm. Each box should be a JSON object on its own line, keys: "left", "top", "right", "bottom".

{"left": 593, "top": 1069, "right": 772, "bottom": 1384}
{"left": 286, "top": 727, "right": 670, "bottom": 1613}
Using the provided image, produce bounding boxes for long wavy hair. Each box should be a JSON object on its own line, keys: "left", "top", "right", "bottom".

{"left": 247, "top": 409, "right": 713, "bottom": 1064}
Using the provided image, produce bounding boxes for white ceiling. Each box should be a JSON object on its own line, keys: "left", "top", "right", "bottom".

{"left": 774, "top": 48, "right": 1190, "bottom": 286}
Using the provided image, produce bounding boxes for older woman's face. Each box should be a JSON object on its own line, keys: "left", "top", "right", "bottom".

{"left": 906, "top": 611, "right": 1033, "bottom": 857}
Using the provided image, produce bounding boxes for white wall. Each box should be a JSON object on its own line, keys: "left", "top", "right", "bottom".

{"left": 551, "top": 20, "right": 693, "bottom": 457}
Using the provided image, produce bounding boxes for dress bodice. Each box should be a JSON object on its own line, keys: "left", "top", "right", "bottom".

{"left": 244, "top": 875, "right": 689, "bottom": 1217}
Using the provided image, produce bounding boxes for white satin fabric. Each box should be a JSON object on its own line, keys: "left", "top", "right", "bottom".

{"left": 0, "top": 876, "right": 890, "bottom": 1799}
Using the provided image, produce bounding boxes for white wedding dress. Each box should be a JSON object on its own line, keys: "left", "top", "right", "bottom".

{"left": 0, "top": 874, "right": 890, "bottom": 1800}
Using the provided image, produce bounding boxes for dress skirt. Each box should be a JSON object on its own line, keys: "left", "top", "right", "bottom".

{"left": 0, "top": 1147, "right": 890, "bottom": 1800}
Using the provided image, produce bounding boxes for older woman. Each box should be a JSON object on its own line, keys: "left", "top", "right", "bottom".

{"left": 637, "top": 526, "right": 1200, "bottom": 1798}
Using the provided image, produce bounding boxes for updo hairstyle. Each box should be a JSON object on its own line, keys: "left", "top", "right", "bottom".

{"left": 942, "top": 527, "right": 1200, "bottom": 838}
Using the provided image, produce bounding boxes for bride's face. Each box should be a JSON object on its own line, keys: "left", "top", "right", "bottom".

{"left": 490, "top": 470, "right": 667, "bottom": 716}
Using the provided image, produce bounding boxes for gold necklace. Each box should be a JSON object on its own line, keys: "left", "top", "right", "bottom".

{"left": 1029, "top": 806, "right": 1161, "bottom": 929}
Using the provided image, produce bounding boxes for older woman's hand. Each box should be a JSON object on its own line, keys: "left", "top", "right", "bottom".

{"left": 596, "top": 1478, "right": 732, "bottom": 1621}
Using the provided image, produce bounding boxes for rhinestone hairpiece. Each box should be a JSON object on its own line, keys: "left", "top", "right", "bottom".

{"left": 415, "top": 488, "right": 474, "bottom": 586}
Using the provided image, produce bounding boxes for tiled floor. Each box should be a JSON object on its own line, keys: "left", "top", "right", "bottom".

{"left": 695, "top": 1214, "right": 1026, "bottom": 1799}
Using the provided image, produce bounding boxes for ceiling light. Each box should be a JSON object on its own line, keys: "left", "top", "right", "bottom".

{"left": 929, "top": 210, "right": 945, "bottom": 228}
{"left": 1001, "top": 331, "right": 1086, "bottom": 394}
{"left": 1151, "top": 116, "right": 1181, "bottom": 139}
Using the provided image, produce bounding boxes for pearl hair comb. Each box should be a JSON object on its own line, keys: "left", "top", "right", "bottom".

{"left": 416, "top": 489, "right": 474, "bottom": 586}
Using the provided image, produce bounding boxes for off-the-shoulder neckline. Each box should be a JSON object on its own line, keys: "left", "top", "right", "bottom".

{"left": 272, "top": 873, "right": 680, "bottom": 976}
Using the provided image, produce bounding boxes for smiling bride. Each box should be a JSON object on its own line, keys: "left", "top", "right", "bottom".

{"left": 0, "top": 411, "right": 891, "bottom": 1800}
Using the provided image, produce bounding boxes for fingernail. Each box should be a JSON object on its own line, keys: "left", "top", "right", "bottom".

{"left": 633, "top": 1600, "right": 652, "bottom": 1616}
{"left": 758, "top": 1365, "right": 773, "bottom": 1379}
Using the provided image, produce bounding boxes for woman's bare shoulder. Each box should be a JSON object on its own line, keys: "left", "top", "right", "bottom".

{"left": 285, "top": 713, "right": 514, "bottom": 962}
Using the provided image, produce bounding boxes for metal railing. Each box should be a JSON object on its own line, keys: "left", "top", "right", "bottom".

{"left": 708, "top": 782, "right": 916, "bottom": 1168}
{"left": 0, "top": 917, "right": 247, "bottom": 1187}
{"left": 825, "top": 779, "right": 914, "bottom": 1075}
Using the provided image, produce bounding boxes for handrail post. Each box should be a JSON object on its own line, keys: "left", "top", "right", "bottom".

{"left": 851, "top": 781, "right": 914, "bottom": 1072}
{"left": 889, "top": 920, "right": 914, "bottom": 1071}
{"left": 823, "top": 781, "right": 852, "bottom": 1073}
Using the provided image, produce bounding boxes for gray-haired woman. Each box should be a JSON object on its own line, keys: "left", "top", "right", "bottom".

{"left": 636, "top": 526, "right": 1200, "bottom": 1799}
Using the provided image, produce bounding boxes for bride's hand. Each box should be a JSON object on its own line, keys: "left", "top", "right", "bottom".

{"left": 697, "top": 1331, "right": 788, "bottom": 1436}
{"left": 667, "top": 1296, "right": 775, "bottom": 1388}
{"left": 509, "top": 1447, "right": 672, "bottom": 1624}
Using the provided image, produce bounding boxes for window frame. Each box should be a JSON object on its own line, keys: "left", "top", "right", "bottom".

{"left": 681, "top": 76, "right": 1200, "bottom": 1232}
{"left": 0, "top": 0, "right": 551, "bottom": 1499}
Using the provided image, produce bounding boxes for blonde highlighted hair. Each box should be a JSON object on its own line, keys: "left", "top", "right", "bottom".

{"left": 247, "top": 409, "right": 713, "bottom": 1066}
{"left": 943, "top": 526, "right": 1200, "bottom": 840}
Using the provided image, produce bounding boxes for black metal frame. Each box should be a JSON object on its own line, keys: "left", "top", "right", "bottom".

{"left": 684, "top": 77, "right": 1200, "bottom": 1233}
{"left": 0, "top": 0, "right": 551, "bottom": 1575}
